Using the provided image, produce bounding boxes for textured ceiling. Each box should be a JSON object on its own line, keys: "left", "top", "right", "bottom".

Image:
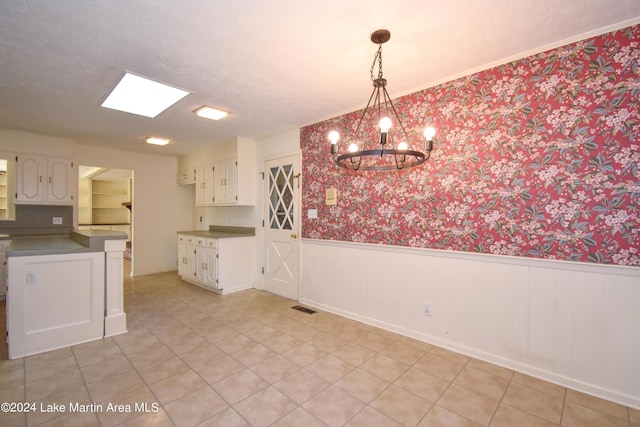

{"left": 1, "top": 0, "right": 639, "bottom": 157}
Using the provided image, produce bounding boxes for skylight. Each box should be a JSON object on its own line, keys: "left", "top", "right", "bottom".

{"left": 101, "top": 72, "right": 190, "bottom": 118}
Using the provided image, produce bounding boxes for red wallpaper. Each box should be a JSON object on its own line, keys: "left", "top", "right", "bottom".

{"left": 301, "top": 26, "right": 640, "bottom": 266}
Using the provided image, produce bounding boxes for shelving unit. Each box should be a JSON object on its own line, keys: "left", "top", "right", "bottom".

{"left": 91, "top": 179, "right": 130, "bottom": 225}
{"left": 78, "top": 177, "right": 91, "bottom": 224}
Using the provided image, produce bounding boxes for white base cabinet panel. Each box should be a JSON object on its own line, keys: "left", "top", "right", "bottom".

{"left": 178, "top": 234, "right": 254, "bottom": 295}
{"left": 7, "top": 252, "right": 105, "bottom": 359}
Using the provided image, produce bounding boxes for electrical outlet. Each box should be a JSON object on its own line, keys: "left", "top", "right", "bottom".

{"left": 423, "top": 302, "right": 432, "bottom": 316}
{"left": 26, "top": 271, "right": 38, "bottom": 284}
{"left": 52, "top": 217, "right": 63, "bottom": 225}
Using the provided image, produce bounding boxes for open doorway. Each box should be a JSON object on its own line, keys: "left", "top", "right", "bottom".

{"left": 79, "top": 166, "right": 134, "bottom": 276}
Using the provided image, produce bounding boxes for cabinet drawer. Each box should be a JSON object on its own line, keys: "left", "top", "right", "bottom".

{"left": 178, "top": 235, "right": 187, "bottom": 244}
{"left": 186, "top": 236, "right": 196, "bottom": 245}
{"left": 206, "top": 239, "right": 218, "bottom": 249}
{"left": 195, "top": 237, "right": 206, "bottom": 247}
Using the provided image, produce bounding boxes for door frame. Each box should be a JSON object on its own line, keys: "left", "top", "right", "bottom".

{"left": 261, "top": 152, "right": 301, "bottom": 300}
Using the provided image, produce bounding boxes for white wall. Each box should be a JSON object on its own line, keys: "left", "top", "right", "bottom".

{"left": 0, "top": 129, "right": 74, "bottom": 157}
{"left": 300, "top": 239, "right": 640, "bottom": 409}
{"left": 75, "top": 144, "right": 192, "bottom": 276}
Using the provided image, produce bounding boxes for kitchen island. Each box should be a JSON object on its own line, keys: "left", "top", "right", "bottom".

{"left": 6, "top": 229, "right": 127, "bottom": 359}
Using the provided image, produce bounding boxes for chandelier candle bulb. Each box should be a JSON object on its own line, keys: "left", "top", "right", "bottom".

{"left": 423, "top": 127, "right": 436, "bottom": 141}
{"left": 328, "top": 130, "right": 340, "bottom": 154}
{"left": 379, "top": 117, "right": 392, "bottom": 132}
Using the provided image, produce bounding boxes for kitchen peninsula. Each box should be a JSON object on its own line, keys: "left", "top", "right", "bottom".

{"left": 5, "top": 229, "right": 127, "bottom": 359}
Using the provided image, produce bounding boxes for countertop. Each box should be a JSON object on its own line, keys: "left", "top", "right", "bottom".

{"left": 178, "top": 225, "right": 255, "bottom": 239}
{"left": 7, "top": 229, "right": 127, "bottom": 257}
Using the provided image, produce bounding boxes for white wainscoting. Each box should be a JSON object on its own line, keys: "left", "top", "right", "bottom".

{"left": 299, "top": 239, "right": 640, "bottom": 409}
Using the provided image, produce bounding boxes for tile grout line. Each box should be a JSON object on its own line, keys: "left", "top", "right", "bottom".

{"left": 486, "top": 365, "right": 516, "bottom": 427}
{"left": 70, "top": 344, "right": 103, "bottom": 427}
{"left": 558, "top": 386, "right": 568, "bottom": 427}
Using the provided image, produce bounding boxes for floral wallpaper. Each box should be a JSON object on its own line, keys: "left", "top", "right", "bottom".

{"left": 300, "top": 25, "right": 640, "bottom": 266}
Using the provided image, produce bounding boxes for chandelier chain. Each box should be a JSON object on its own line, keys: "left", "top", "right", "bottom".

{"left": 370, "top": 45, "right": 384, "bottom": 82}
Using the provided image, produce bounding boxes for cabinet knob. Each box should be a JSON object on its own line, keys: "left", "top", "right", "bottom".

{"left": 290, "top": 233, "right": 297, "bottom": 239}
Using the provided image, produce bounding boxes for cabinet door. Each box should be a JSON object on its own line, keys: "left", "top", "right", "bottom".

{"left": 212, "top": 161, "right": 225, "bottom": 205}
{"left": 213, "top": 159, "right": 238, "bottom": 205}
{"left": 47, "top": 157, "right": 74, "bottom": 203}
{"left": 186, "top": 240, "right": 197, "bottom": 278}
{"left": 177, "top": 239, "right": 187, "bottom": 276}
{"left": 16, "top": 155, "right": 46, "bottom": 203}
{"left": 204, "top": 247, "right": 218, "bottom": 288}
{"left": 196, "top": 164, "right": 214, "bottom": 206}
{"left": 224, "top": 160, "right": 237, "bottom": 204}
{"left": 177, "top": 169, "right": 196, "bottom": 185}
{"left": 195, "top": 246, "right": 206, "bottom": 282}
{"left": 195, "top": 167, "right": 205, "bottom": 205}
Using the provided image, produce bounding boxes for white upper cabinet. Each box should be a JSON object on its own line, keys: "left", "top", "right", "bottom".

{"left": 15, "top": 155, "right": 45, "bottom": 203}
{"left": 47, "top": 157, "right": 75, "bottom": 203}
{"left": 177, "top": 168, "right": 196, "bottom": 185}
{"left": 16, "top": 155, "right": 75, "bottom": 204}
{"left": 195, "top": 163, "right": 215, "bottom": 207}
{"left": 213, "top": 159, "right": 238, "bottom": 205}
{"left": 189, "top": 137, "right": 255, "bottom": 207}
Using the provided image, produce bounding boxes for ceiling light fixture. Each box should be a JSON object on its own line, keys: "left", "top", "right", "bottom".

{"left": 194, "top": 106, "right": 229, "bottom": 121}
{"left": 146, "top": 137, "right": 171, "bottom": 146}
{"left": 101, "top": 72, "right": 190, "bottom": 118}
{"left": 328, "top": 29, "right": 436, "bottom": 171}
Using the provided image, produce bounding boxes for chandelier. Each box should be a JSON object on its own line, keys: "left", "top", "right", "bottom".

{"left": 328, "top": 29, "right": 436, "bottom": 171}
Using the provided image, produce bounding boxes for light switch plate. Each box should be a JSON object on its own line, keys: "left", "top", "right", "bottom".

{"left": 325, "top": 188, "right": 337, "bottom": 206}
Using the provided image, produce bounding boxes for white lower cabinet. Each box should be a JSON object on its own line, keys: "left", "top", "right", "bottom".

{"left": 177, "top": 233, "right": 253, "bottom": 294}
{"left": 177, "top": 234, "right": 188, "bottom": 277}
{"left": 203, "top": 238, "right": 218, "bottom": 287}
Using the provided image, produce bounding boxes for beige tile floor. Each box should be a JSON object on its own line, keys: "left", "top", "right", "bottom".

{"left": 1, "top": 267, "right": 639, "bottom": 426}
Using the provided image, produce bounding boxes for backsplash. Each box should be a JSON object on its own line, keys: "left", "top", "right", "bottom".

{"left": 0, "top": 205, "right": 73, "bottom": 235}
{"left": 301, "top": 25, "right": 639, "bottom": 266}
